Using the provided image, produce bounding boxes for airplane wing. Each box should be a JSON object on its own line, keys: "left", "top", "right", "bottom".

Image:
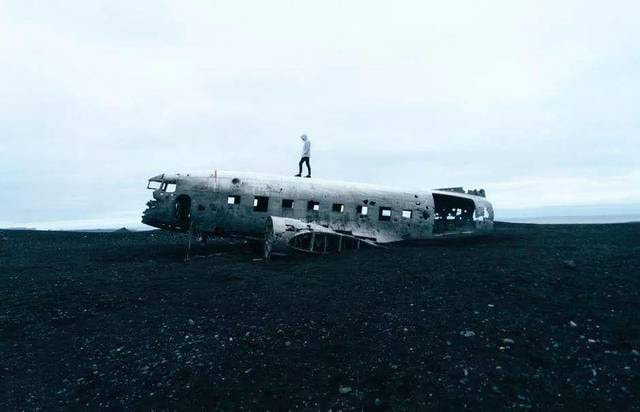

{"left": 264, "top": 216, "right": 378, "bottom": 259}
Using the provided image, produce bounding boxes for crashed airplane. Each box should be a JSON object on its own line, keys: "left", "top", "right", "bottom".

{"left": 142, "top": 171, "right": 494, "bottom": 258}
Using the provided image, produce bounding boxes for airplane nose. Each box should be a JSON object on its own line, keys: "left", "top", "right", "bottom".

{"left": 141, "top": 200, "right": 160, "bottom": 226}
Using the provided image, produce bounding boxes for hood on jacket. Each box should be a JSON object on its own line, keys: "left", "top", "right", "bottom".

{"left": 300, "top": 134, "right": 308, "bottom": 141}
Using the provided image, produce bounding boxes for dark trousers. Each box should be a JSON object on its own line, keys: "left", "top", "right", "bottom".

{"left": 298, "top": 157, "right": 311, "bottom": 175}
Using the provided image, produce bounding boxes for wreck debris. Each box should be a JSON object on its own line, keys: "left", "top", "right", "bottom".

{"left": 264, "top": 216, "right": 377, "bottom": 259}
{"left": 141, "top": 170, "right": 494, "bottom": 257}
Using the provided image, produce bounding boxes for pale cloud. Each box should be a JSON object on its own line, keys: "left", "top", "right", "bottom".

{"left": 1, "top": 0, "right": 639, "bottom": 228}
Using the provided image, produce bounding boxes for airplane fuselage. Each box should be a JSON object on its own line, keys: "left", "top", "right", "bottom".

{"left": 142, "top": 171, "right": 494, "bottom": 249}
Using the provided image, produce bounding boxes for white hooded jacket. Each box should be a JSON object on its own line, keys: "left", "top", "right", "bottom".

{"left": 301, "top": 135, "right": 311, "bottom": 158}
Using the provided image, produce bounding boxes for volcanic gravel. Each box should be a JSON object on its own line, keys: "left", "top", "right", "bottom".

{"left": 1, "top": 222, "right": 639, "bottom": 410}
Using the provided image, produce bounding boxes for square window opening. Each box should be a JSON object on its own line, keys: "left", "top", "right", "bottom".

{"left": 332, "top": 203, "right": 345, "bottom": 213}
{"left": 253, "top": 196, "right": 269, "bottom": 212}
{"left": 402, "top": 210, "right": 412, "bottom": 219}
{"left": 307, "top": 201, "right": 320, "bottom": 211}
{"left": 164, "top": 183, "right": 176, "bottom": 193}
{"left": 227, "top": 195, "right": 241, "bottom": 205}
{"left": 282, "top": 199, "right": 294, "bottom": 209}
{"left": 379, "top": 207, "right": 392, "bottom": 221}
{"left": 357, "top": 205, "right": 368, "bottom": 215}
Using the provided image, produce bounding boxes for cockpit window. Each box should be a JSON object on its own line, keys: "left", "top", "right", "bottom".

{"left": 147, "top": 178, "right": 177, "bottom": 193}
{"left": 147, "top": 181, "right": 162, "bottom": 190}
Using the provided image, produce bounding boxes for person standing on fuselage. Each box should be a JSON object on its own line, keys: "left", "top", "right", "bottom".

{"left": 295, "top": 134, "right": 311, "bottom": 178}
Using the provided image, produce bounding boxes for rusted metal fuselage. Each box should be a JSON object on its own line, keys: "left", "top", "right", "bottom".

{"left": 141, "top": 170, "right": 494, "bottom": 258}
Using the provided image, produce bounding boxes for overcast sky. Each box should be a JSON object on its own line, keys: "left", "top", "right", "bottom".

{"left": 1, "top": 1, "right": 639, "bottom": 229}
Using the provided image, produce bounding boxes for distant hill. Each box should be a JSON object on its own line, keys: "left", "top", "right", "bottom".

{"left": 67, "top": 228, "right": 137, "bottom": 233}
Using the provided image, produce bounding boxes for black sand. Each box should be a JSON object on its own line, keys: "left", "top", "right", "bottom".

{"left": 1, "top": 222, "right": 639, "bottom": 410}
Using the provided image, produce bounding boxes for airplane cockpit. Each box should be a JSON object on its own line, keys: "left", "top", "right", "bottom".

{"left": 142, "top": 174, "right": 189, "bottom": 231}
{"left": 146, "top": 175, "right": 176, "bottom": 193}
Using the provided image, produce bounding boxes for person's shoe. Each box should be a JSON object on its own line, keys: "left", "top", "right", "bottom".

{"left": 294, "top": 174, "right": 301, "bottom": 177}
{"left": 304, "top": 175, "right": 311, "bottom": 178}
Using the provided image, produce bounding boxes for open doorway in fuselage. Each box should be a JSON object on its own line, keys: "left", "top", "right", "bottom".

{"left": 432, "top": 193, "right": 475, "bottom": 235}
{"left": 174, "top": 194, "right": 192, "bottom": 231}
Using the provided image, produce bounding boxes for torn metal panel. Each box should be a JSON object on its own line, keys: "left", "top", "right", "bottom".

{"left": 141, "top": 170, "right": 494, "bottom": 256}
{"left": 264, "top": 216, "right": 378, "bottom": 259}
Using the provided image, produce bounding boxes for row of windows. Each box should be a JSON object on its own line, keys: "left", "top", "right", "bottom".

{"left": 227, "top": 195, "right": 413, "bottom": 220}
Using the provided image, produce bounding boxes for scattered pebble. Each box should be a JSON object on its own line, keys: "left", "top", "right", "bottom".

{"left": 339, "top": 386, "right": 352, "bottom": 394}
{"left": 3, "top": 222, "right": 637, "bottom": 409}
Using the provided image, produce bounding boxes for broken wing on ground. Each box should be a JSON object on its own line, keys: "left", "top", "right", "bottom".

{"left": 264, "top": 216, "right": 378, "bottom": 258}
